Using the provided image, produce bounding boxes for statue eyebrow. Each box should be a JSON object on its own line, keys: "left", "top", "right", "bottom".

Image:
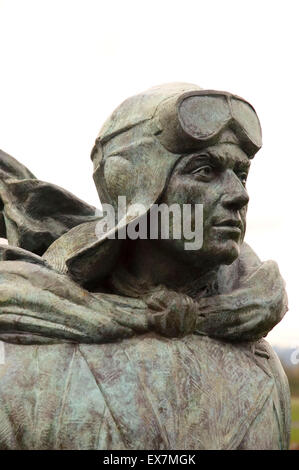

{"left": 183, "top": 152, "right": 225, "bottom": 171}
{"left": 234, "top": 160, "right": 251, "bottom": 172}
{"left": 182, "top": 150, "right": 251, "bottom": 173}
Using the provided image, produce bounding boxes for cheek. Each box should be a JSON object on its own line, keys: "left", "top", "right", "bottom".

{"left": 240, "top": 205, "right": 247, "bottom": 220}
{"left": 162, "top": 178, "right": 221, "bottom": 241}
{"left": 240, "top": 206, "right": 247, "bottom": 240}
{"left": 162, "top": 176, "right": 217, "bottom": 208}
{"left": 161, "top": 178, "right": 190, "bottom": 206}
{"left": 239, "top": 205, "right": 247, "bottom": 229}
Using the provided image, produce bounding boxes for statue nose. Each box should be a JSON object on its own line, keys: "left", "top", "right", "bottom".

{"left": 221, "top": 172, "right": 249, "bottom": 211}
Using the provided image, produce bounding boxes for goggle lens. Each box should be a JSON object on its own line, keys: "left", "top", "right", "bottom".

{"left": 179, "top": 95, "right": 231, "bottom": 139}
{"left": 230, "top": 98, "right": 262, "bottom": 148}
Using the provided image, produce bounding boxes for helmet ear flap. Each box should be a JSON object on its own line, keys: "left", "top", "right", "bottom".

{"left": 102, "top": 156, "right": 136, "bottom": 208}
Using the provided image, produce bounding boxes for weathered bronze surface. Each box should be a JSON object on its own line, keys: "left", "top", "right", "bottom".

{"left": 0, "top": 83, "right": 290, "bottom": 449}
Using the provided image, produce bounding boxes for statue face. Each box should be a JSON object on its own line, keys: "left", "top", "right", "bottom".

{"left": 157, "top": 143, "right": 250, "bottom": 270}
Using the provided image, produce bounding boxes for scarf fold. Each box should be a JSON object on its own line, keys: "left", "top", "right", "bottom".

{"left": 0, "top": 149, "right": 288, "bottom": 345}
{"left": 0, "top": 149, "right": 98, "bottom": 256}
{"left": 0, "top": 244, "right": 287, "bottom": 345}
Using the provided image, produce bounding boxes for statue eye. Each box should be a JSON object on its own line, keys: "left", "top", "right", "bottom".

{"left": 192, "top": 165, "right": 215, "bottom": 181}
{"left": 238, "top": 172, "right": 248, "bottom": 186}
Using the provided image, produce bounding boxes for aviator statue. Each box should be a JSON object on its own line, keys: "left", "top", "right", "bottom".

{"left": 0, "top": 83, "right": 290, "bottom": 449}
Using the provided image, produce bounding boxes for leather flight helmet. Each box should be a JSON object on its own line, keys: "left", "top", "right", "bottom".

{"left": 43, "top": 83, "right": 262, "bottom": 284}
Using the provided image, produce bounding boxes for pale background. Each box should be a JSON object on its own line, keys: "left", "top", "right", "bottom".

{"left": 0, "top": 0, "right": 298, "bottom": 347}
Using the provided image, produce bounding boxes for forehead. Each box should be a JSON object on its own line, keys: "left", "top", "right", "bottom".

{"left": 174, "top": 143, "right": 250, "bottom": 171}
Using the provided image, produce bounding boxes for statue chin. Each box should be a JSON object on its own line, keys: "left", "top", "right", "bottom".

{"left": 218, "top": 241, "right": 242, "bottom": 266}
{"left": 197, "top": 240, "right": 242, "bottom": 269}
{"left": 156, "top": 237, "right": 242, "bottom": 271}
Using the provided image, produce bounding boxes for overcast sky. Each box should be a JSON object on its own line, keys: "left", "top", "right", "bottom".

{"left": 0, "top": 0, "right": 298, "bottom": 347}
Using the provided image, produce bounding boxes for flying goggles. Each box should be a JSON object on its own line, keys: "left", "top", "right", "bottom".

{"left": 156, "top": 90, "right": 262, "bottom": 157}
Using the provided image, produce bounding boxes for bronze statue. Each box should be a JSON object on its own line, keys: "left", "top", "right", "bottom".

{"left": 0, "top": 83, "right": 290, "bottom": 449}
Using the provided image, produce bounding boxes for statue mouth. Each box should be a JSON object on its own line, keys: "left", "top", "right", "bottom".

{"left": 213, "top": 219, "right": 242, "bottom": 235}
